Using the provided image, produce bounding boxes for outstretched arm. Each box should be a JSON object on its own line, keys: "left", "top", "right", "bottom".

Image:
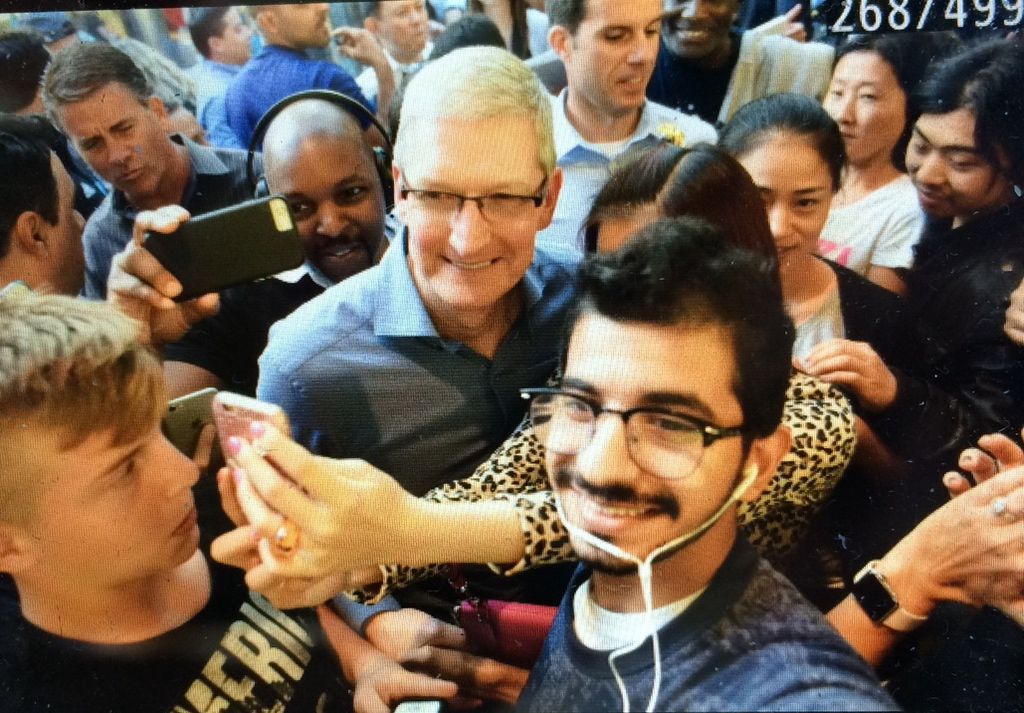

{"left": 210, "top": 421, "right": 540, "bottom": 607}
{"left": 828, "top": 433, "right": 1024, "bottom": 665}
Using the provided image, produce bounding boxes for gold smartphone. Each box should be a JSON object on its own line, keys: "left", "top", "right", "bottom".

{"left": 211, "top": 391, "right": 290, "bottom": 465}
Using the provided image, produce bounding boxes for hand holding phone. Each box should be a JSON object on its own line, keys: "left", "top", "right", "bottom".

{"left": 211, "top": 392, "right": 301, "bottom": 555}
{"left": 211, "top": 392, "right": 290, "bottom": 465}
{"left": 163, "top": 387, "right": 218, "bottom": 458}
{"left": 107, "top": 205, "right": 221, "bottom": 347}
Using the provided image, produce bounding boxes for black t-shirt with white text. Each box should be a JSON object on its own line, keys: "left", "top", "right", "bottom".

{"left": 0, "top": 478, "right": 351, "bottom": 713}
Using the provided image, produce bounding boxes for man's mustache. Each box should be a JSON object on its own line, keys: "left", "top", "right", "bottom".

{"left": 553, "top": 465, "right": 681, "bottom": 520}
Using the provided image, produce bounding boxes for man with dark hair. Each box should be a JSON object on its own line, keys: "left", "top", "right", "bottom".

{"left": 428, "top": 14, "right": 507, "bottom": 59}
{"left": 518, "top": 218, "right": 896, "bottom": 711}
{"left": 358, "top": 1, "right": 432, "bottom": 104}
{"left": 0, "top": 120, "right": 85, "bottom": 295}
{"left": 225, "top": 4, "right": 393, "bottom": 147}
{"left": 0, "top": 104, "right": 108, "bottom": 222}
{"left": 0, "top": 30, "right": 50, "bottom": 115}
{"left": 546, "top": 0, "right": 588, "bottom": 33}
{"left": 648, "top": 0, "right": 833, "bottom": 126}
{"left": 538, "top": 0, "right": 716, "bottom": 253}
{"left": 188, "top": 7, "right": 253, "bottom": 131}
{"left": 42, "top": 42, "right": 253, "bottom": 299}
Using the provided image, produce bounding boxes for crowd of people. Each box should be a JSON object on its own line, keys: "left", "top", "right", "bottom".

{"left": 2, "top": 2, "right": 1024, "bottom": 711}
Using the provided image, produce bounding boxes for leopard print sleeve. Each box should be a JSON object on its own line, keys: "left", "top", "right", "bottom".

{"left": 346, "top": 371, "right": 856, "bottom": 604}
{"left": 737, "top": 370, "right": 857, "bottom": 568}
{"left": 345, "top": 416, "right": 575, "bottom": 604}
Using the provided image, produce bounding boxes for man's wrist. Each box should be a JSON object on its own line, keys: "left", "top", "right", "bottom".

{"left": 853, "top": 559, "right": 931, "bottom": 631}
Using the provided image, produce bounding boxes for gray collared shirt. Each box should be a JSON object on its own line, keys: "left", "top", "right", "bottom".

{"left": 258, "top": 231, "right": 578, "bottom": 496}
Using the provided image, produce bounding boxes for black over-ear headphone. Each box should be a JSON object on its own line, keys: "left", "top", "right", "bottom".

{"left": 246, "top": 89, "right": 394, "bottom": 205}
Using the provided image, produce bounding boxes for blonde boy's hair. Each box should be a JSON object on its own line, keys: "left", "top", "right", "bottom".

{"left": 394, "top": 46, "right": 556, "bottom": 177}
{"left": 0, "top": 292, "right": 165, "bottom": 522}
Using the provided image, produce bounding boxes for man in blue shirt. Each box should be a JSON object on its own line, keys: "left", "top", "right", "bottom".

{"left": 258, "top": 46, "right": 573, "bottom": 497}
{"left": 225, "top": 3, "right": 394, "bottom": 148}
{"left": 518, "top": 218, "right": 897, "bottom": 712}
{"left": 253, "top": 47, "right": 575, "bottom": 705}
{"left": 536, "top": 0, "right": 716, "bottom": 254}
{"left": 187, "top": 7, "right": 252, "bottom": 139}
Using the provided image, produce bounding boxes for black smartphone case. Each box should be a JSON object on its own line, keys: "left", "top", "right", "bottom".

{"left": 144, "top": 195, "right": 305, "bottom": 301}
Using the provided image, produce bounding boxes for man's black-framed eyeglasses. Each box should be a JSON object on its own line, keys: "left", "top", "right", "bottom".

{"left": 520, "top": 387, "right": 746, "bottom": 479}
{"left": 399, "top": 179, "right": 548, "bottom": 222}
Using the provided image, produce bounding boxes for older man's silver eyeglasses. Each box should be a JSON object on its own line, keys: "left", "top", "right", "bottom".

{"left": 400, "top": 179, "right": 548, "bottom": 223}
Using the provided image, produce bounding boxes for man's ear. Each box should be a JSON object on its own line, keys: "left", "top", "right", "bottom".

{"left": 208, "top": 33, "right": 226, "bottom": 59}
{"left": 10, "top": 211, "right": 48, "bottom": 257}
{"left": 391, "top": 164, "right": 408, "bottom": 221}
{"left": 738, "top": 424, "right": 791, "bottom": 502}
{"left": 391, "top": 164, "right": 402, "bottom": 202}
{"left": 148, "top": 95, "right": 171, "bottom": 132}
{"left": 548, "top": 25, "right": 571, "bottom": 62}
{"left": 0, "top": 523, "right": 37, "bottom": 576}
{"left": 364, "top": 15, "right": 381, "bottom": 36}
{"left": 254, "top": 7, "right": 276, "bottom": 37}
{"left": 535, "top": 167, "right": 563, "bottom": 231}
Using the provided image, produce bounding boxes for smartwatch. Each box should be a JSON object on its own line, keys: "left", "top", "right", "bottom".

{"left": 851, "top": 560, "right": 928, "bottom": 632}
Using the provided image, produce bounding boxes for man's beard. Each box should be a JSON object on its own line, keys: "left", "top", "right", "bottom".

{"left": 577, "top": 532, "right": 696, "bottom": 576}
{"left": 554, "top": 464, "right": 682, "bottom": 572}
{"left": 553, "top": 463, "right": 742, "bottom": 572}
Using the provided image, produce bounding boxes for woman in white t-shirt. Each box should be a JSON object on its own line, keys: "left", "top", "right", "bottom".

{"left": 820, "top": 33, "right": 960, "bottom": 294}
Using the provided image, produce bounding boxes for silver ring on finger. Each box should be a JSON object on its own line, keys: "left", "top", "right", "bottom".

{"left": 991, "top": 496, "right": 1017, "bottom": 521}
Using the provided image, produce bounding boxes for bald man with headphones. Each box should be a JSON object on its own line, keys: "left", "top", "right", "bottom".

{"left": 107, "top": 91, "right": 392, "bottom": 399}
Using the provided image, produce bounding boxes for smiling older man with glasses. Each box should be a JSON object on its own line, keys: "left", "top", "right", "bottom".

{"left": 258, "top": 45, "right": 572, "bottom": 497}
{"left": 250, "top": 45, "right": 576, "bottom": 706}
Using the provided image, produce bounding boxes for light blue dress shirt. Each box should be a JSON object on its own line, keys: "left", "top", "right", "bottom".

{"left": 537, "top": 90, "right": 718, "bottom": 255}
{"left": 191, "top": 59, "right": 243, "bottom": 125}
{"left": 258, "top": 230, "right": 577, "bottom": 496}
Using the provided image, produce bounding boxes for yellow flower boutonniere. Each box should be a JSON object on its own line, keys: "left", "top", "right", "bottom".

{"left": 657, "top": 122, "right": 686, "bottom": 147}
